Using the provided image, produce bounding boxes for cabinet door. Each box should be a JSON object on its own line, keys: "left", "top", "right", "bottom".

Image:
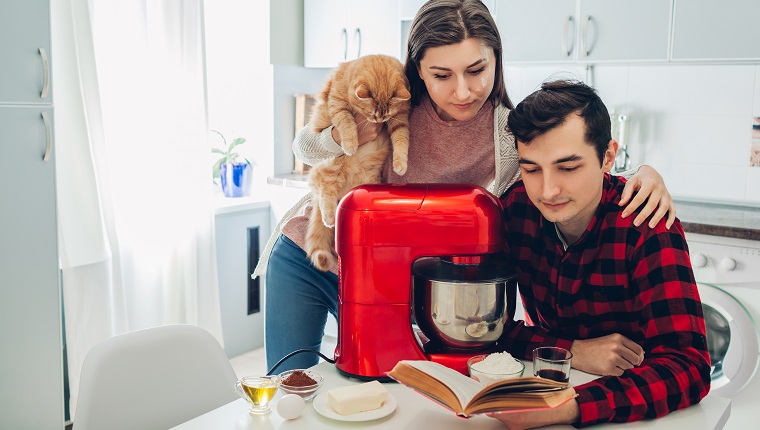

{"left": 496, "top": 0, "right": 578, "bottom": 63}
{"left": 0, "top": 107, "right": 62, "bottom": 429}
{"left": 578, "top": 0, "right": 671, "bottom": 62}
{"left": 0, "top": 0, "right": 52, "bottom": 104}
{"left": 351, "top": 0, "right": 401, "bottom": 60}
{"left": 672, "top": 0, "right": 760, "bottom": 61}
{"left": 304, "top": 0, "right": 351, "bottom": 68}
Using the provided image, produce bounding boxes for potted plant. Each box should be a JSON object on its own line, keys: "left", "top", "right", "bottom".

{"left": 211, "top": 130, "right": 254, "bottom": 197}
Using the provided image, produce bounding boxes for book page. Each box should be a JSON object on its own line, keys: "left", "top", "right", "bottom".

{"left": 403, "top": 361, "right": 485, "bottom": 408}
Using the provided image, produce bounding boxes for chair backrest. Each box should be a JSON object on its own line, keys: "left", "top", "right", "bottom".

{"left": 74, "top": 325, "right": 239, "bottom": 430}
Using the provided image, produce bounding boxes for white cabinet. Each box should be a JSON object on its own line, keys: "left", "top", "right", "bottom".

{"left": 214, "top": 203, "right": 271, "bottom": 358}
{"left": 304, "top": 0, "right": 401, "bottom": 68}
{"left": 0, "top": 0, "right": 52, "bottom": 103}
{"left": 672, "top": 0, "right": 760, "bottom": 61}
{"left": 496, "top": 0, "right": 671, "bottom": 63}
{"left": 0, "top": 3, "right": 62, "bottom": 429}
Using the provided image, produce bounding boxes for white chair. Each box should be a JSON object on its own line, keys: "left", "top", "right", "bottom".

{"left": 74, "top": 325, "right": 239, "bottom": 430}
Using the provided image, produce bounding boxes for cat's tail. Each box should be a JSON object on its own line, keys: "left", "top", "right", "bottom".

{"left": 305, "top": 200, "right": 338, "bottom": 272}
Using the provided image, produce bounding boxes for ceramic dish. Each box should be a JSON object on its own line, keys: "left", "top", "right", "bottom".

{"left": 312, "top": 391, "right": 397, "bottom": 422}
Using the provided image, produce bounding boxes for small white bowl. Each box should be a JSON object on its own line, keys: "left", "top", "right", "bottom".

{"left": 467, "top": 354, "right": 525, "bottom": 385}
{"left": 277, "top": 369, "right": 324, "bottom": 401}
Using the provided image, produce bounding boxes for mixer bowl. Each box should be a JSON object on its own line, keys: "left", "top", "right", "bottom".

{"left": 412, "top": 256, "right": 519, "bottom": 350}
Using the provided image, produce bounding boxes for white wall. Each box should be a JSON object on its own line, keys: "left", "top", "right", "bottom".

{"left": 504, "top": 63, "right": 760, "bottom": 206}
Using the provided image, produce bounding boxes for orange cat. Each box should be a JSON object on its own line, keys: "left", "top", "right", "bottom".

{"left": 306, "top": 54, "right": 411, "bottom": 271}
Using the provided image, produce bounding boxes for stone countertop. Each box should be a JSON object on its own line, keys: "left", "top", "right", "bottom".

{"left": 675, "top": 200, "right": 760, "bottom": 241}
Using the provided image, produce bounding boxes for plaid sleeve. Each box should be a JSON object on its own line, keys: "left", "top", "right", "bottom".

{"left": 573, "top": 224, "right": 711, "bottom": 427}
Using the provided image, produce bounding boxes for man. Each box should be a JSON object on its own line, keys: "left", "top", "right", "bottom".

{"left": 492, "top": 80, "right": 710, "bottom": 428}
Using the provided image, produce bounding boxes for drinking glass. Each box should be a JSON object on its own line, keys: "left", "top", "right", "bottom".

{"left": 533, "top": 346, "right": 572, "bottom": 383}
{"left": 235, "top": 375, "right": 280, "bottom": 414}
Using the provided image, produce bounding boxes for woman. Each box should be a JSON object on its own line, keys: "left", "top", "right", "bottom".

{"left": 257, "top": 0, "right": 675, "bottom": 372}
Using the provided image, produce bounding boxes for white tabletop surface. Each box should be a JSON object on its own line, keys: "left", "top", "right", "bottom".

{"left": 171, "top": 361, "right": 730, "bottom": 430}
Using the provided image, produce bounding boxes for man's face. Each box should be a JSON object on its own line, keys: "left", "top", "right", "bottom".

{"left": 517, "top": 114, "right": 617, "bottom": 235}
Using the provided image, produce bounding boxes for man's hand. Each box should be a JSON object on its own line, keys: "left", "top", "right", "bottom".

{"left": 330, "top": 111, "right": 382, "bottom": 147}
{"left": 619, "top": 165, "right": 676, "bottom": 229}
{"left": 487, "top": 397, "right": 579, "bottom": 429}
{"left": 570, "top": 334, "right": 644, "bottom": 376}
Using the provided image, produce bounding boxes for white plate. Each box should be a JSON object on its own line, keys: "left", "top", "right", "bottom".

{"left": 312, "top": 391, "right": 397, "bottom": 422}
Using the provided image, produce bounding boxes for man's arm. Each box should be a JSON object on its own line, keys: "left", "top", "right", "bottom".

{"left": 572, "top": 224, "right": 710, "bottom": 426}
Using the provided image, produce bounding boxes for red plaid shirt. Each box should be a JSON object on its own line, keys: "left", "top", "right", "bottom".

{"left": 498, "top": 174, "right": 710, "bottom": 426}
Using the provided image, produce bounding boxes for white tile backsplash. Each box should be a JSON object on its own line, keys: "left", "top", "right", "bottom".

{"left": 746, "top": 168, "right": 760, "bottom": 203}
{"left": 626, "top": 65, "right": 756, "bottom": 116}
{"left": 754, "top": 65, "right": 760, "bottom": 116}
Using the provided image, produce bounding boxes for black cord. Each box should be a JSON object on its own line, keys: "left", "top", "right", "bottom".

{"left": 266, "top": 349, "right": 336, "bottom": 376}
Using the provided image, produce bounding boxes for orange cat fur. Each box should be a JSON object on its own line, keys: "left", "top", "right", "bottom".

{"left": 306, "top": 54, "right": 411, "bottom": 271}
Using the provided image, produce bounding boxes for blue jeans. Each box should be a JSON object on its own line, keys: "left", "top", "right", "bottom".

{"left": 265, "top": 235, "right": 338, "bottom": 372}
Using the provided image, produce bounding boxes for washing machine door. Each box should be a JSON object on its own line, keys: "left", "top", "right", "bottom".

{"left": 698, "top": 282, "right": 759, "bottom": 398}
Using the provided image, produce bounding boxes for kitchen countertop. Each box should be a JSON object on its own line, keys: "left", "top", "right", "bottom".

{"left": 172, "top": 361, "right": 730, "bottom": 430}
{"left": 674, "top": 200, "right": 760, "bottom": 241}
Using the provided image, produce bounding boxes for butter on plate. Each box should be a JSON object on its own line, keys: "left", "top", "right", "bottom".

{"left": 327, "top": 380, "right": 388, "bottom": 415}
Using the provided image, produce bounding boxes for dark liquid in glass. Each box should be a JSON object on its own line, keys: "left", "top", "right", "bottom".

{"left": 536, "top": 369, "right": 569, "bottom": 383}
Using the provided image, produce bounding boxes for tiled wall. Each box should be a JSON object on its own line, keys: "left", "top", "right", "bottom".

{"left": 504, "top": 64, "right": 760, "bottom": 206}
{"left": 273, "top": 63, "right": 760, "bottom": 207}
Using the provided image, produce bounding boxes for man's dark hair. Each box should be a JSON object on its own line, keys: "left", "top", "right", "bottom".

{"left": 507, "top": 80, "right": 612, "bottom": 164}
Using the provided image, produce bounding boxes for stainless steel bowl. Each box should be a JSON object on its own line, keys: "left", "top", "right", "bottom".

{"left": 412, "top": 256, "right": 519, "bottom": 350}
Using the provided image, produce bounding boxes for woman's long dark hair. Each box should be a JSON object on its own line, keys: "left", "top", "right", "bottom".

{"left": 404, "top": 0, "right": 513, "bottom": 109}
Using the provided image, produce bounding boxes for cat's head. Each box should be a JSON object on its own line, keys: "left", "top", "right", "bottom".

{"left": 350, "top": 56, "right": 411, "bottom": 124}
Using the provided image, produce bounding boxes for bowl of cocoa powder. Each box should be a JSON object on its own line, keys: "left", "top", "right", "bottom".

{"left": 277, "top": 369, "right": 324, "bottom": 400}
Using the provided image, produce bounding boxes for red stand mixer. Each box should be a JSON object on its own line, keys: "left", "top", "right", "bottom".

{"left": 333, "top": 183, "right": 519, "bottom": 380}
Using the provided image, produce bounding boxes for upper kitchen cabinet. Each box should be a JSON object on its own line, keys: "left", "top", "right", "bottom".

{"left": 0, "top": 0, "right": 52, "bottom": 103}
{"left": 496, "top": 0, "right": 671, "bottom": 63}
{"left": 304, "top": 0, "right": 401, "bottom": 68}
{"left": 672, "top": 0, "right": 760, "bottom": 62}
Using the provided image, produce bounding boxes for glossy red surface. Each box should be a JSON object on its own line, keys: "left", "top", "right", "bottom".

{"left": 334, "top": 184, "right": 505, "bottom": 379}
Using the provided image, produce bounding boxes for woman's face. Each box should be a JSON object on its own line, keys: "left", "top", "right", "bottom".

{"left": 417, "top": 38, "right": 496, "bottom": 122}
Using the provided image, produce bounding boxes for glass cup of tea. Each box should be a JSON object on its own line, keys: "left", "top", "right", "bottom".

{"left": 235, "top": 375, "right": 280, "bottom": 414}
{"left": 533, "top": 346, "right": 572, "bottom": 383}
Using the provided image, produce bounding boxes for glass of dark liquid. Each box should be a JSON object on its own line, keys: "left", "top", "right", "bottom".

{"left": 533, "top": 346, "right": 572, "bottom": 383}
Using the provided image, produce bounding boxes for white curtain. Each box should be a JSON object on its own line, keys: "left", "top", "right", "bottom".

{"left": 52, "top": 0, "right": 223, "bottom": 418}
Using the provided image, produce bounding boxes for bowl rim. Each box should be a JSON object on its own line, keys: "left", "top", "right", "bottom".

{"left": 467, "top": 354, "right": 525, "bottom": 376}
{"left": 277, "top": 369, "right": 324, "bottom": 389}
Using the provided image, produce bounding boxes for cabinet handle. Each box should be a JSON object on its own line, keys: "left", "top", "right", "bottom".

{"left": 341, "top": 28, "right": 348, "bottom": 60}
{"left": 354, "top": 28, "right": 362, "bottom": 58}
{"left": 41, "top": 112, "right": 52, "bottom": 162}
{"left": 581, "top": 15, "right": 592, "bottom": 57}
{"left": 39, "top": 48, "right": 50, "bottom": 99}
{"left": 562, "top": 16, "right": 574, "bottom": 57}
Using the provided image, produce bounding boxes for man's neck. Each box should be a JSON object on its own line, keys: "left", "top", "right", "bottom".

{"left": 555, "top": 197, "right": 603, "bottom": 247}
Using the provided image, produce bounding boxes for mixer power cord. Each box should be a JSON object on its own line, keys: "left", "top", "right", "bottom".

{"left": 266, "top": 349, "right": 336, "bottom": 376}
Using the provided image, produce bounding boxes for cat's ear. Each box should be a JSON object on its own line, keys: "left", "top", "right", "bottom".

{"left": 355, "top": 84, "right": 371, "bottom": 100}
{"left": 395, "top": 87, "right": 411, "bottom": 101}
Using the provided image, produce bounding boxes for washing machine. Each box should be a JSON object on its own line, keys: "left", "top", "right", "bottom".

{"left": 687, "top": 232, "right": 760, "bottom": 430}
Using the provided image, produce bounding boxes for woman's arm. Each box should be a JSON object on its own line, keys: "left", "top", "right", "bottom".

{"left": 615, "top": 165, "right": 676, "bottom": 229}
{"left": 292, "top": 112, "right": 383, "bottom": 166}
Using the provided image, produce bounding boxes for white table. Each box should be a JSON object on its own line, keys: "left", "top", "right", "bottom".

{"left": 171, "top": 361, "right": 731, "bottom": 430}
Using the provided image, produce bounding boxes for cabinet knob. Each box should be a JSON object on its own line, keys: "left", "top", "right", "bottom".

{"left": 691, "top": 252, "right": 707, "bottom": 268}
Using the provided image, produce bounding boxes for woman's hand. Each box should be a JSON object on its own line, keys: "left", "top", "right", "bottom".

{"left": 619, "top": 165, "right": 676, "bottom": 229}
{"left": 330, "top": 111, "right": 382, "bottom": 147}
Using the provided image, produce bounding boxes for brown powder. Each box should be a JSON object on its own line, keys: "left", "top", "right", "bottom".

{"left": 282, "top": 370, "right": 317, "bottom": 387}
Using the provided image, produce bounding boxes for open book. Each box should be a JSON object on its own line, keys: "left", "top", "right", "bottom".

{"left": 387, "top": 360, "right": 576, "bottom": 418}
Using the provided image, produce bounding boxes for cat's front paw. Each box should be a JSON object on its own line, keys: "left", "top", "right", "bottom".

{"left": 321, "top": 213, "right": 335, "bottom": 228}
{"left": 342, "top": 139, "right": 358, "bottom": 156}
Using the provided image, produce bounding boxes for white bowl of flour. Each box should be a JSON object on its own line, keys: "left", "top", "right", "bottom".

{"left": 467, "top": 352, "right": 525, "bottom": 385}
